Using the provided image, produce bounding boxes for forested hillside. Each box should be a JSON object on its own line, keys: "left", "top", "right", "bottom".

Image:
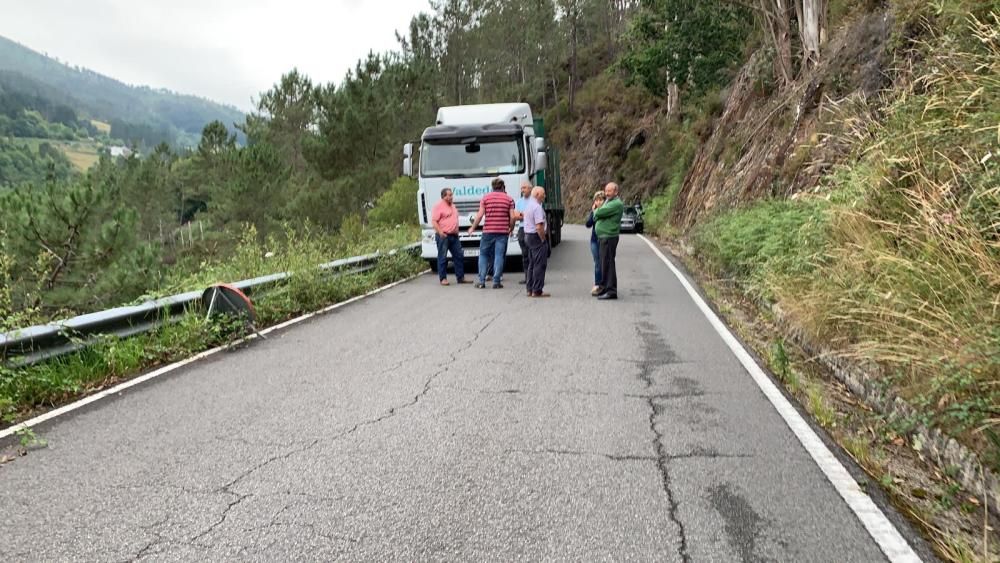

{"left": 2, "top": 4, "right": 998, "bottom": 555}
{"left": 0, "top": 35, "right": 245, "bottom": 147}
{"left": 0, "top": 0, "right": 636, "bottom": 325}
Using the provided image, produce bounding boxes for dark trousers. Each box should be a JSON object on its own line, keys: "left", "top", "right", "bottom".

{"left": 598, "top": 236, "right": 619, "bottom": 295}
{"left": 590, "top": 238, "right": 602, "bottom": 285}
{"left": 526, "top": 233, "right": 548, "bottom": 294}
{"left": 517, "top": 227, "right": 531, "bottom": 278}
{"left": 435, "top": 233, "right": 465, "bottom": 280}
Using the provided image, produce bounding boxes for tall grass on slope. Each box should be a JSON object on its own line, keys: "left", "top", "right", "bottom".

{"left": 785, "top": 11, "right": 1000, "bottom": 436}
{"left": 1, "top": 223, "right": 425, "bottom": 426}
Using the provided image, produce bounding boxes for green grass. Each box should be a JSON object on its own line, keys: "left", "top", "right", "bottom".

{"left": 692, "top": 198, "right": 830, "bottom": 299}
{"left": 2, "top": 221, "right": 423, "bottom": 426}
{"left": 17, "top": 137, "right": 102, "bottom": 171}
{"left": 89, "top": 120, "right": 111, "bottom": 134}
{"left": 61, "top": 143, "right": 100, "bottom": 171}
{"left": 0, "top": 250, "right": 424, "bottom": 427}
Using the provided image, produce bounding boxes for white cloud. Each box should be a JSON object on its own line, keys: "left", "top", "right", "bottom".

{"left": 0, "top": 0, "right": 427, "bottom": 111}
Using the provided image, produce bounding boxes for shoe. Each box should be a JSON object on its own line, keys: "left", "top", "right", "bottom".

{"left": 591, "top": 285, "right": 601, "bottom": 295}
{"left": 593, "top": 289, "right": 606, "bottom": 297}
{"left": 440, "top": 279, "right": 450, "bottom": 286}
{"left": 457, "top": 279, "right": 471, "bottom": 284}
{"left": 597, "top": 292, "right": 618, "bottom": 300}
{"left": 526, "top": 291, "right": 532, "bottom": 297}
{"left": 492, "top": 283, "right": 504, "bottom": 289}
{"left": 532, "top": 292, "right": 551, "bottom": 298}
{"left": 474, "top": 283, "right": 486, "bottom": 289}
{"left": 518, "top": 279, "right": 527, "bottom": 285}
{"left": 486, "top": 275, "right": 493, "bottom": 282}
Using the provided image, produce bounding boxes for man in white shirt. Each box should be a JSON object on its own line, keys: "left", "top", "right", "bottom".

{"left": 522, "top": 187, "right": 549, "bottom": 298}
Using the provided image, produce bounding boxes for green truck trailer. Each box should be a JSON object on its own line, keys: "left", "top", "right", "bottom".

{"left": 532, "top": 116, "right": 564, "bottom": 246}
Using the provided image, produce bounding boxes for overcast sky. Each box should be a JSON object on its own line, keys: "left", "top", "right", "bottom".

{"left": 0, "top": 0, "right": 426, "bottom": 112}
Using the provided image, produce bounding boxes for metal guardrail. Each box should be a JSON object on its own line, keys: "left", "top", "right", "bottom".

{"left": 0, "top": 243, "right": 420, "bottom": 366}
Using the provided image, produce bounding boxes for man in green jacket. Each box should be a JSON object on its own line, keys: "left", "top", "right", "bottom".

{"left": 593, "top": 182, "right": 624, "bottom": 300}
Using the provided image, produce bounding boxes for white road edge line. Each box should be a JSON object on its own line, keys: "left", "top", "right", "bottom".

{"left": 0, "top": 270, "right": 429, "bottom": 442}
{"left": 637, "top": 235, "right": 921, "bottom": 563}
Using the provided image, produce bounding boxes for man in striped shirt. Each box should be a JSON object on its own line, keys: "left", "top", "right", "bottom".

{"left": 467, "top": 177, "right": 516, "bottom": 288}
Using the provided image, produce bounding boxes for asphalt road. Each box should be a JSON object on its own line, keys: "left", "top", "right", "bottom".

{"left": 0, "top": 226, "right": 923, "bottom": 561}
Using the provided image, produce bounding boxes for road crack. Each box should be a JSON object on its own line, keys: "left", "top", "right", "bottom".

{"left": 646, "top": 396, "right": 690, "bottom": 563}
{"left": 138, "top": 315, "right": 503, "bottom": 553}
{"left": 181, "top": 437, "right": 322, "bottom": 547}
{"left": 188, "top": 490, "right": 251, "bottom": 545}
{"left": 329, "top": 312, "right": 503, "bottom": 439}
{"left": 668, "top": 447, "right": 752, "bottom": 460}
{"left": 507, "top": 448, "right": 656, "bottom": 462}
{"left": 625, "top": 391, "right": 708, "bottom": 400}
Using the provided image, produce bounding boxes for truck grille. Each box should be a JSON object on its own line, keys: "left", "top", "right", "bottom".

{"left": 454, "top": 201, "right": 480, "bottom": 214}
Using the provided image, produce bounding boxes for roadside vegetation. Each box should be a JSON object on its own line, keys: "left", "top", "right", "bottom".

{"left": 0, "top": 231, "right": 424, "bottom": 428}
{"left": 691, "top": 5, "right": 999, "bottom": 459}
{"left": 595, "top": 0, "right": 999, "bottom": 557}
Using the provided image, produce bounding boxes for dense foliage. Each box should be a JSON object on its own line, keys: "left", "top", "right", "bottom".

{"left": 0, "top": 138, "right": 72, "bottom": 186}
{"left": 617, "top": 0, "right": 751, "bottom": 96}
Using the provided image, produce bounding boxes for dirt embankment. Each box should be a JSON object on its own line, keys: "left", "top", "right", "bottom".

{"left": 672, "top": 9, "right": 894, "bottom": 229}
{"left": 548, "top": 76, "right": 667, "bottom": 220}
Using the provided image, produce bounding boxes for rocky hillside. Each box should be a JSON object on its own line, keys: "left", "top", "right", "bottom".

{"left": 671, "top": 9, "right": 893, "bottom": 227}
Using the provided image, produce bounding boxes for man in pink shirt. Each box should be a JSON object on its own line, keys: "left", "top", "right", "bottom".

{"left": 431, "top": 188, "right": 467, "bottom": 286}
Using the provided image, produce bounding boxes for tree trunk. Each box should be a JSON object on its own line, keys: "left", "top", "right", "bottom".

{"left": 759, "top": 0, "right": 795, "bottom": 87}
{"left": 569, "top": 9, "right": 578, "bottom": 115}
{"left": 667, "top": 82, "right": 680, "bottom": 116}
{"left": 798, "top": 0, "right": 826, "bottom": 69}
{"left": 605, "top": 0, "right": 616, "bottom": 61}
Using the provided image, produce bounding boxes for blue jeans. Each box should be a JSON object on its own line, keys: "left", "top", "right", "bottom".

{"left": 436, "top": 233, "right": 465, "bottom": 281}
{"left": 590, "top": 238, "right": 602, "bottom": 285}
{"left": 478, "top": 233, "right": 508, "bottom": 285}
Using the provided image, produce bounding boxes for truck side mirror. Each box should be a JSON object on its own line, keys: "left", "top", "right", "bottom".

{"left": 534, "top": 137, "right": 547, "bottom": 171}
{"left": 402, "top": 143, "right": 413, "bottom": 177}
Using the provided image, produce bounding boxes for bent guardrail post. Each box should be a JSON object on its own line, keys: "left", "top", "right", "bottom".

{"left": 0, "top": 242, "right": 420, "bottom": 366}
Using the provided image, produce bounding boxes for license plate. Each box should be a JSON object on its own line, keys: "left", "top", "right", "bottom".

{"left": 463, "top": 248, "right": 480, "bottom": 258}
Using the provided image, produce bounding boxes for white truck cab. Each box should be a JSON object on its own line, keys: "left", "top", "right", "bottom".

{"left": 403, "top": 103, "right": 548, "bottom": 266}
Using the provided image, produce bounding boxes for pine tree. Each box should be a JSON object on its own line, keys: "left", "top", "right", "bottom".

{"left": 0, "top": 174, "right": 161, "bottom": 313}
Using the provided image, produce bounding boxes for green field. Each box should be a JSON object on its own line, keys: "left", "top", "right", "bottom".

{"left": 18, "top": 137, "right": 102, "bottom": 171}
{"left": 89, "top": 119, "right": 111, "bottom": 134}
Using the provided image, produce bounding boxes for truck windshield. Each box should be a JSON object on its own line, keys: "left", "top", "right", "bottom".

{"left": 421, "top": 137, "right": 524, "bottom": 178}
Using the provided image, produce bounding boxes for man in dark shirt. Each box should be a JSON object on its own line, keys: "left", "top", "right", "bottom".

{"left": 468, "top": 177, "right": 515, "bottom": 289}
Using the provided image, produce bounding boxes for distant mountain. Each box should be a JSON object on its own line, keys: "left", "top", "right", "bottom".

{"left": 0, "top": 35, "right": 245, "bottom": 147}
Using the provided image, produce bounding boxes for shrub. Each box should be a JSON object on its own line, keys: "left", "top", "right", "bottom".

{"left": 693, "top": 198, "right": 830, "bottom": 299}
{"left": 369, "top": 176, "right": 418, "bottom": 228}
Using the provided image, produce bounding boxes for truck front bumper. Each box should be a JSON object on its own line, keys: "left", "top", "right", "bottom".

{"left": 420, "top": 229, "right": 523, "bottom": 260}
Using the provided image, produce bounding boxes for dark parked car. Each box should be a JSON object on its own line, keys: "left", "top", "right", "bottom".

{"left": 620, "top": 206, "right": 644, "bottom": 233}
